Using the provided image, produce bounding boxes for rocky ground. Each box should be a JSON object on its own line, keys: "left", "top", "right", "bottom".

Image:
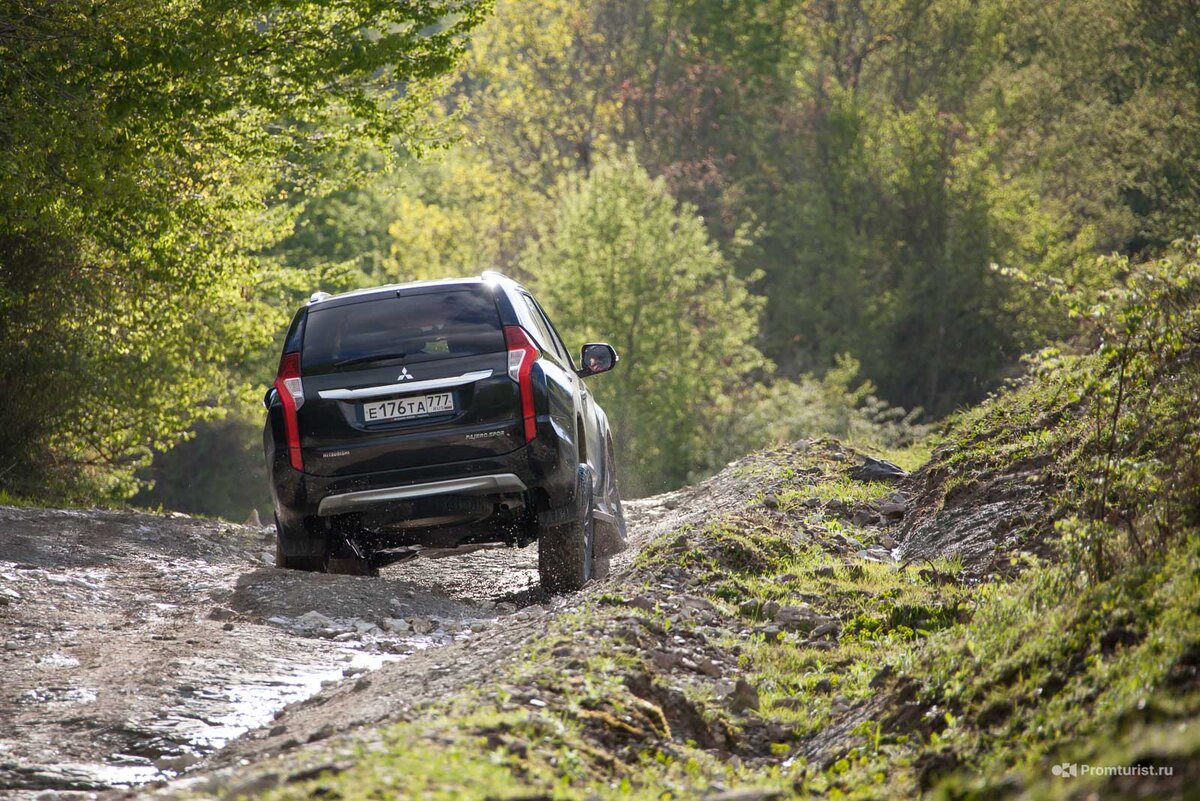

{"left": 3, "top": 463, "right": 796, "bottom": 801}
{"left": 0, "top": 505, "right": 563, "bottom": 798}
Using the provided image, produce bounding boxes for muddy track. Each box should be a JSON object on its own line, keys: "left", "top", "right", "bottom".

{"left": 0, "top": 447, "right": 893, "bottom": 800}
{"left": 0, "top": 505, "right": 572, "bottom": 799}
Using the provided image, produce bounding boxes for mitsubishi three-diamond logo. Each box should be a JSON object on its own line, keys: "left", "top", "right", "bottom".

{"left": 398, "top": 367, "right": 414, "bottom": 381}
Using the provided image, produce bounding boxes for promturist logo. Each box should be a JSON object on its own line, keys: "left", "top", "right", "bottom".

{"left": 1051, "top": 762, "right": 1172, "bottom": 778}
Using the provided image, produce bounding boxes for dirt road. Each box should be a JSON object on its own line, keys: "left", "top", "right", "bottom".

{"left": 0, "top": 505, "right": 570, "bottom": 797}
{"left": 0, "top": 444, "right": 912, "bottom": 800}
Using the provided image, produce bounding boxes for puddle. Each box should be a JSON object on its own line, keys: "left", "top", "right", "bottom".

{"left": 89, "top": 633, "right": 447, "bottom": 786}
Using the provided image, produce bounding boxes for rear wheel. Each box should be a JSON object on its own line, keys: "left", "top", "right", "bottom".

{"left": 274, "top": 514, "right": 328, "bottom": 572}
{"left": 538, "top": 465, "right": 595, "bottom": 594}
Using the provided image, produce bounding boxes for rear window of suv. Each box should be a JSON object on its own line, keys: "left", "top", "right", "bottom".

{"left": 301, "top": 287, "right": 504, "bottom": 374}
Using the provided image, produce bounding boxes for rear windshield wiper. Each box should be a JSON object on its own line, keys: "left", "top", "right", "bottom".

{"left": 332, "top": 351, "right": 408, "bottom": 368}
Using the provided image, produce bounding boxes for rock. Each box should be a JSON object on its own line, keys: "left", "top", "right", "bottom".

{"left": 224, "top": 772, "right": 280, "bottom": 797}
{"left": 626, "top": 595, "right": 656, "bottom": 611}
{"left": 332, "top": 632, "right": 357, "bottom": 642}
{"left": 409, "top": 616, "right": 434, "bottom": 635}
{"left": 695, "top": 658, "right": 723, "bottom": 678}
{"left": 801, "top": 639, "right": 837, "bottom": 650}
{"left": 266, "top": 616, "right": 292, "bottom": 627}
{"left": 880, "top": 534, "right": 899, "bottom": 549}
{"left": 207, "top": 606, "right": 238, "bottom": 621}
{"left": 382, "top": 618, "right": 411, "bottom": 634}
{"left": 677, "top": 595, "right": 719, "bottom": 615}
{"left": 762, "top": 494, "right": 779, "bottom": 509}
{"left": 812, "top": 566, "right": 836, "bottom": 579}
{"left": 812, "top": 678, "right": 833, "bottom": 694}
{"left": 870, "top": 665, "right": 895, "bottom": 688}
{"left": 878, "top": 499, "right": 907, "bottom": 519}
{"left": 260, "top": 551, "right": 275, "bottom": 564}
{"left": 495, "top": 602, "right": 517, "bottom": 614}
{"left": 849, "top": 457, "right": 907, "bottom": 483}
{"left": 342, "top": 665, "right": 368, "bottom": 677}
{"left": 469, "top": 619, "right": 491, "bottom": 633}
{"left": 762, "top": 600, "right": 781, "bottom": 619}
{"left": 650, "top": 650, "right": 679, "bottom": 671}
{"left": 713, "top": 679, "right": 737, "bottom": 700}
{"left": 773, "top": 696, "right": 806, "bottom": 710}
{"left": 756, "top": 625, "right": 784, "bottom": 642}
{"left": 810, "top": 622, "right": 840, "bottom": 638}
{"left": 222, "top": 622, "right": 235, "bottom": 631}
{"left": 704, "top": 789, "right": 783, "bottom": 801}
{"left": 353, "top": 620, "right": 379, "bottom": 635}
{"left": 851, "top": 508, "right": 878, "bottom": 527}
{"left": 729, "top": 678, "right": 760, "bottom": 712}
{"left": 306, "top": 725, "right": 335, "bottom": 743}
{"left": 389, "top": 598, "right": 405, "bottom": 612}
{"left": 775, "top": 605, "right": 834, "bottom": 634}
{"left": 296, "top": 611, "right": 335, "bottom": 631}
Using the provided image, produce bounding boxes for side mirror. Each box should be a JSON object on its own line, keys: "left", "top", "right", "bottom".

{"left": 578, "top": 343, "right": 618, "bottom": 377}
{"left": 263, "top": 386, "right": 277, "bottom": 409}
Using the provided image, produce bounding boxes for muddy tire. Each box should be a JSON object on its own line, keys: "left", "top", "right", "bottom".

{"left": 538, "top": 465, "right": 595, "bottom": 594}
{"left": 274, "top": 515, "right": 328, "bottom": 572}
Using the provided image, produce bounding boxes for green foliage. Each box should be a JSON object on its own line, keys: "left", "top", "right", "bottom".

{"left": 525, "top": 153, "right": 766, "bottom": 494}
{"left": 699, "top": 354, "right": 930, "bottom": 476}
{"left": 442, "top": 0, "right": 1200, "bottom": 417}
{"left": 0, "top": 0, "right": 488, "bottom": 500}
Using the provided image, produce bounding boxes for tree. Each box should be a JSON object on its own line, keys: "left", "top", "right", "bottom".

{"left": 524, "top": 154, "right": 766, "bottom": 493}
{"left": 0, "top": 0, "right": 488, "bottom": 500}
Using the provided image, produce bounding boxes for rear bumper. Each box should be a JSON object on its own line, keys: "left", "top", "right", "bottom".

{"left": 316, "top": 473, "right": 528, "bottom": 516}
{"left": 267, "top": 419, "right": 575, "bottom": 532}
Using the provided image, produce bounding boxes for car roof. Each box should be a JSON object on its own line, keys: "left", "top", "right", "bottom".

{"left": 305, "top": 273, "right": 526, "bottom": 312}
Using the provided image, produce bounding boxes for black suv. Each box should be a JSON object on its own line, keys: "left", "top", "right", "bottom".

{"left": 263, "top": 273, "right": 627, "bottom": 592}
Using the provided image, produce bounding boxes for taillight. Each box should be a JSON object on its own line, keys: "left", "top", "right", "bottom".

{"left": 504, "top": 325, "right": 538, "bottom": 442}
{"left": 274, "top": 351, "right": 304, "bottom": 471}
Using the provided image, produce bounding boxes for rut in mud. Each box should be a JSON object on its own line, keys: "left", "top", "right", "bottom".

{"left": 0, "top": 506, "right": 548, "bottom": 795}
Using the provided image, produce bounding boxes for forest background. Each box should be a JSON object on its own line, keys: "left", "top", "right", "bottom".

{"left": 2, "top": 0, "right": 1196, "bottom": 518}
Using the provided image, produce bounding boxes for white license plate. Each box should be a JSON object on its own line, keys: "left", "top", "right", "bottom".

{"left": 362, "top": 392, "right": 454, "bottom": 423}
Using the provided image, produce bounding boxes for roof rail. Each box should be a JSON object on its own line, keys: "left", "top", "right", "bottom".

{"left": 309, "top": 291, "right": 332, "bottom": 303}
{"left": 481, "top": 270, "right": 513, "bottom": 283}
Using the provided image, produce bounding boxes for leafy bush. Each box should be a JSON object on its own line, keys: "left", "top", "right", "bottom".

{"left": 526, "top": 153, "right": 767, "bottom": 495}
